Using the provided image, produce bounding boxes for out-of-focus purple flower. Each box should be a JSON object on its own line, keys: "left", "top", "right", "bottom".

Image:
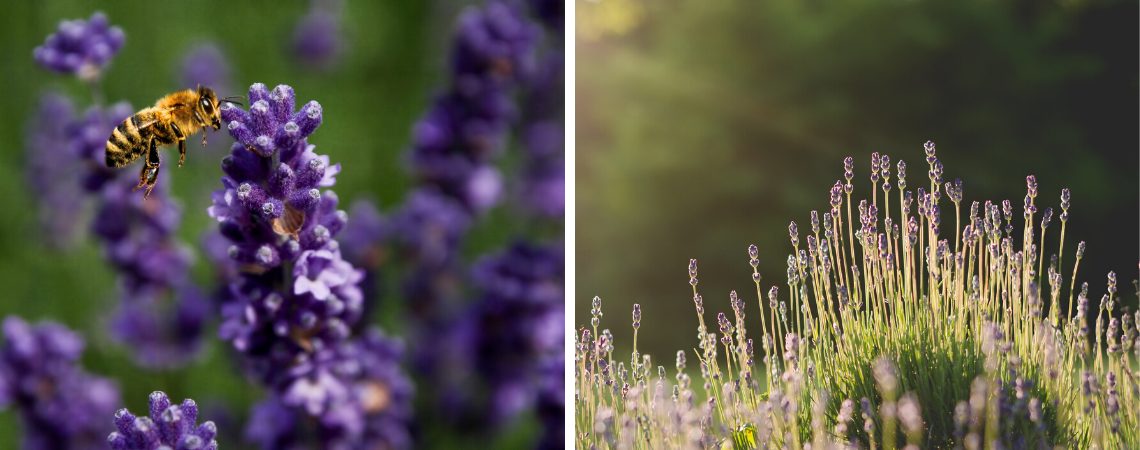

{"left": 534, "top": 355, "right": 565, "bottom": 450}
{"left": 339, "top": 198, "right": 386, "bottom": 266}
{"left": 516, "top": 52, "right": 564, "bottom": 217}
{"left": 467, "top": 241, "right": 564, "bottom": 426}
{"left": 292, "top": 8, "right": 343, "bottom": 70}
{"left": 0, "top": 316, "right": 121, "bottom": 450}
{"left": 528, "top": 0, "right": 565, "bottom": 33}
{"left": 71, "top": 102, "right": 134, "bottom": 192}
{"left": 389, "top": 189, "right": 471, "bottom": 269}
{"left": 180, "top": 43, "right": 232, "bottom": 92}
{"left": 91, "top": 166, "right": 207, "bottom": 369}
{"left": 244, "top": 329, "right": 412, "bottom": 450}
{"left": 26, "top": 93, "right": 83, "bottom": 249}
{"left": 33, "top": 11, "right": 125, "bottom": 81}
{"left": 452, "top": 2, "right": 538, "bottom": 89}
{"left": 407, "top": 1, "right": 538, "bottom": 213}
{"left": 110, "top": 285, "right": 209, "bottom": 368}
{"left": 180, "top": 43, "right": 234, "bottom": 153}
{"left": 107, "top": 391, "right": 218, "bottom": 450}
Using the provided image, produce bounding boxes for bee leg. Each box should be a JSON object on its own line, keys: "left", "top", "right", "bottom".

{"left": 177, "top": 138, "right": 186, "bottom": 167}
{"left": 169, "top": 122, "right": 187, "bottom": 167}
{"left": 133, "top": 137, "right": 162, "bottom": 199}
{"left": 201, "top": 126, "right": 209, "bottom": 147}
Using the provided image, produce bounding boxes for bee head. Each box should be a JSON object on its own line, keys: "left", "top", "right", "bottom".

{"left": 196, "top": 85, "right": 223, "bottom": 130}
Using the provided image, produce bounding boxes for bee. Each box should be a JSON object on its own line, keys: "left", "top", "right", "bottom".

{"left": 104, "top": 85, "right": 242, "bottom": 199}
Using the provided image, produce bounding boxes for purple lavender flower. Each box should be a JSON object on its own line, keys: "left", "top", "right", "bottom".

{"left": 517, "top": 51, "right": 565, "bottom": 217}
{"left": 453, "top": 241, "right": 565, "bottom": 428}
{"left": 214, "top": 83, "right": 411, "bottom": 447}
{"left": 244, "top": 329, "right": 412, "bottom": 450}
{"left": 407, "top": 1, "right": 538, "bottom": 213}
{"left": 26, "top": 93, "right": 83, "bottom": 249}
{"left": 180, "top": 43, "right": 232, "bottom": 92}
{"left": 338, "top": 198, "right": 386, "bottom": 267}
{"left": 292, "top": 8, "right": 343, "bottom": 70}
{"left": 109, "top": 285, "right": 209, "bottom": 368}
{"left": 33, "top": 11, "right": 125, "bottom": 81}
{"left": 388, "top": 188, "right": 473, "bottom": 322}
{"left": 0, "top": 316, "right": 121, "bottom": 450}
{"left": 90, "top": 162, "right": 207, "bottom": 369}
{"left": 107, "top": 391, "right": 217, "bottom": 450}
{"left": 71, "top": 101, "right": 135, "bottom": 192}
{"left": 534, "top": 355, "right": 564, "bottom": 450}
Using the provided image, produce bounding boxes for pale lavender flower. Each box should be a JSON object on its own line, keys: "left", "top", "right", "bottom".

{"left": 33, "top": 11, "right": 125, "bottom": 80}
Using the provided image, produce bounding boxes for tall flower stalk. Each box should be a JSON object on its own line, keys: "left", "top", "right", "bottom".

{"left": 212, "top": 83, "right": 411, "bottom": 448}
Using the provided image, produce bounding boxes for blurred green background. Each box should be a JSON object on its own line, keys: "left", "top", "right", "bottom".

{"left": 0, "top": 0, "right": 548, "bottom": 448}
{"left": 576, "top": 0, "right": 1138, "bottom": 376}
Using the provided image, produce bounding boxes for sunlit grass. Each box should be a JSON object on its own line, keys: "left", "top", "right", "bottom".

{"left": 576, "top": 143, "right": 1137, "bottom": 449}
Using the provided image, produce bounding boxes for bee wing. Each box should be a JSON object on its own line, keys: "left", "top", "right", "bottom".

{"left": 138, "top": 120, "right": 156, "bottom": 130}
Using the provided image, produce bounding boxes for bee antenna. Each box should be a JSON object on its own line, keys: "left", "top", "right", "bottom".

{"left": 220, "top": 96, "right": 245, "bottom": 106}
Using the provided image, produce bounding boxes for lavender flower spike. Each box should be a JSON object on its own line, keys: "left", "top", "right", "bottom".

{"left": 0, "top": 316, "right": 121, "bottom": 450}
{"left": 293, "top": 7, "right": 344, "bottom": 70}
{"left": 107, "top": 391, "right": 217, "bottom": 450}
{"left": 26, "top": 93, "right": 83, "bottom": 249}
{"left": 33, "top": 11, "right": 125, "bottom": 81}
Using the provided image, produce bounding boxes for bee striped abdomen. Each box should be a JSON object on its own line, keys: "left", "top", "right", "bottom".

{"left": 105, "top": 111, "right": 151, "bottom": 167}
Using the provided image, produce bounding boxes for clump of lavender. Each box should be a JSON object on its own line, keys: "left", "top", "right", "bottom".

{"left": 33, "top": 11, "right": 124, "bottom": 81}
{"left": 0, "top": 316, "right": 121, "bottom": 450}
{"left": 576, "top": 143, "right": 1137, "bottom": 448}
{"left": 108, "top": 391, "right": 217, "bottom": 450}
{"left": 25, "top": 93, "right": 83, "bottom": 249}
{"left": 213, "top": 83, "right": 411, "bottom": 448}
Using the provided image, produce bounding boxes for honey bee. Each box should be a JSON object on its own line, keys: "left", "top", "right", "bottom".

{"left": 104, "top": 85, "right": 242, "bottom": 199}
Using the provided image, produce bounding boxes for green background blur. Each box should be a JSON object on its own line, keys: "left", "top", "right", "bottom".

{"left": 576, "top": 0, "right": 1138, "bottom": 377}
{"left": 0, "top": 0, "right": 548, "bottom": 448}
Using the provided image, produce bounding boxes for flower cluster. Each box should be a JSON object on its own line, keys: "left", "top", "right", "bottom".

{"left": 406, "top": 1, "right": 538, "bottom": 213}
{"left": 244, "top": 328, "right": 413, "bottom": 449}
{"left": 466, "top": 242, "right": 564, "bottom": 426}
{"left": 33, "top": 11, "right": 125, "bottom": 81}
{"left": 213, "top": 83, "right": 410, "bottom": 447}
{"left": 108, "top": 391, "right": 218, "bottom": 450}
{"left": 0, "top": 317, "right": 121, "bottom": 450}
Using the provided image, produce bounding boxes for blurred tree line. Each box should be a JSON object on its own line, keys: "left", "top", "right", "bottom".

{"left": 577, "top": 0, "right": 1138, "bottom": 369}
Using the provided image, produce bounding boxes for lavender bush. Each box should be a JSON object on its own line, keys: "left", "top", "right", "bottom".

{"left": 575, "top": 144, "right": 1138, "bottom": 449}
